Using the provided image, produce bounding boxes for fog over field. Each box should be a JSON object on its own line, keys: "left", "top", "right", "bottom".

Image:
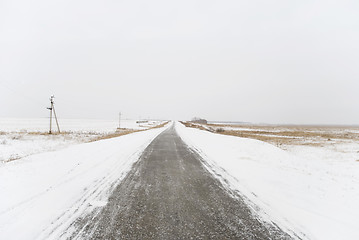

{"left": 1, "top": 0, "right": 359, "bottom": 124}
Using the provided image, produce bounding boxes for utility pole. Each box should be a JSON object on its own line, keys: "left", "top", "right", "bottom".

{"left": 118, "top": 112, "right": 121, "bottom": 129}
{"left": 47, "top": 95, "right": 61, "bottom": 134}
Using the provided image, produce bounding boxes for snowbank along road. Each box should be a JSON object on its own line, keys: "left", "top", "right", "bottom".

{"left": 0, "top": 126, "right": 165, "bottom": 239}
{"left": 70, "top": 123, "right": 292, "bottom": 239}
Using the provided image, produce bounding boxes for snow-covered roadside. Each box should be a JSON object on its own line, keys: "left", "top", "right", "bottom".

{"left": 0, "top": 133, "right": 100, "bottom": 163}
{"left": 176, "top": 122, "right": 359, "bottom": 240}
{"left": 0, "top": 125, "right": 167, "bottom": 240}
{"left": 0, "top": 119, "right": 166, "bottom": 163}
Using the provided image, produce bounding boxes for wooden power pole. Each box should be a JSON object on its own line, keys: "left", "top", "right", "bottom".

{"left": 118, "top": 112, "right": 121, "bottom": 129}
{"left": 47, "top": 95, "right": 61, "bottom": 134}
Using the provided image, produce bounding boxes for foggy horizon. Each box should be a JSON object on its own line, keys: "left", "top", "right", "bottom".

{"left": 1, "top": 0, "right": 359, "bottom": 125}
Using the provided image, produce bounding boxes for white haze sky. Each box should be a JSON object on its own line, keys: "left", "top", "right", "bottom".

{"left": 1, "top": 0, "right": 358, "bottom": 124}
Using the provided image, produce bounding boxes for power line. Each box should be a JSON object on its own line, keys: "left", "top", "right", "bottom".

{"left": 0, "top": 80, "right": 45, "bottom": 107}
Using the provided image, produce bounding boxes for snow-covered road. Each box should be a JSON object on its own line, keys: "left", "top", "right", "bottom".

{"left": 0, "top": 126, "right": 166, "bottom": 239}
{"left": 68, "top": 123, "right": 291, "bottom": 239}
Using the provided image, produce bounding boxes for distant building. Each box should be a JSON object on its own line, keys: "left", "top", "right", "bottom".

{"left": 136, "top": 120, "right": 148, "bottom": 123}
{"left": 191, "top": 117, "right": 207, "bottom": 124}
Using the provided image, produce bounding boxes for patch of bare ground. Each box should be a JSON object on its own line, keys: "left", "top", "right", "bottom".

{"left": 91, "top": 121, "right": 169, "bottom": 142}
{"left": 182, "top": 122, "right": 359, "bottom": 147}
{"left": 180, "top": 121, "right": 210, "bottom": 131}
{"left": 89, "top": 129, "right": 141, "bottom": 142}
{"left": 9, "top": 121, "right": 170, "bottom": 142}
{"left": 4, "top": 155, "right": 22, "bottom": 163}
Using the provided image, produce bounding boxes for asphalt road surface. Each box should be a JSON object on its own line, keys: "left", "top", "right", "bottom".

{"left": 72, "top": 124, "right": 293, "bottom": 239}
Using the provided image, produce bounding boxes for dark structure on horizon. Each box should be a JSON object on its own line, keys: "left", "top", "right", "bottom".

{"left": 191, "top": 117, "right": 208, "bottom": 124}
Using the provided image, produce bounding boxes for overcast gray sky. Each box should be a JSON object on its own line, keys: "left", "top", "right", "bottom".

{"left": 1, "top": 0, "right": 358, "bottom": 124}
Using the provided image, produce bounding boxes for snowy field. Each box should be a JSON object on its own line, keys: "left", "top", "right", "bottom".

{"left": 177, "top": 122, "right": 359, "bottom": 240}
{"left": 0, "top": 125, "right": 168, "bottom": 239}
{"left": 0, "top": 118, "right": 162, "bottom": 133}
{"left": 0, "top": 118, "right": 165, "bottom": 163}
{"left": 2, "top": 120, "right": 358, "bottom": 239}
